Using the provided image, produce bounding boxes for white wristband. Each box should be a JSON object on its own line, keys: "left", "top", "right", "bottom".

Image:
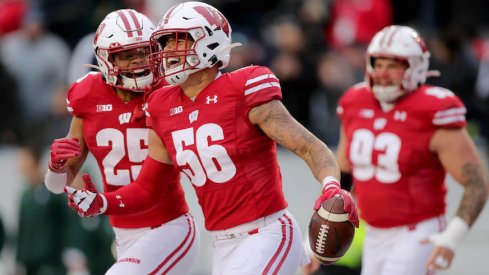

{"left": 44, "top": 169, "right": 68, "bottom": 194}
{"left": 432, "top": 216, "right": 469, "bottom": 251}
{"left": 321, "top": 176, "right": 340, "bottom": 189}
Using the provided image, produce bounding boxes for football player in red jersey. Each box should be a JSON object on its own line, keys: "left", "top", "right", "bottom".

{"left": 64, "top": 2, "right": 359, "bottom": 274}
{"left": 44, "top": 9, "right": 199, "bottom": 274}
{"left": 336, "top": 25, "right": 489, "bottom": 274}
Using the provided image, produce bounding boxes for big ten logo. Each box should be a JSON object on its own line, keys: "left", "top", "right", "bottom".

{"left": 170, "top": 106, "right": 183, "bottom": 115}
{"left": 97, "top": 104, "right": 113, "bottom": 112}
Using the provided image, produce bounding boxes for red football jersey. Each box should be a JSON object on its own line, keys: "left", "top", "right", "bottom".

{"left": 67, "top": 72, "right": 188, "bottom": 228}
{"left": 338, "top": 83, "right": 467, "bottom": 228}
{"left": 146, "top": 66, "right": 288, "bottom": 230}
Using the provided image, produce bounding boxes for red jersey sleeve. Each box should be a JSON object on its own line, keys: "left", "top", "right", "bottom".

{"left": 337, "top": 82, "right": 369, "bottom": 123}
{"left": 66, "top": 72, "right": 101, "bottom": 118}
{"left": 236, "top": 66, "right": 282, "bottom": 115}
{"left": 422, "top": 86, "right": 467, "bottom": 129}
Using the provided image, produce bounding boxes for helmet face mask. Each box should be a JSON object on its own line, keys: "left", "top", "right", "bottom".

{"left": 366, "top": 25, "right": 431, "bottom": 103}
{"left": 149, "top": 1, "right": 233, "bottom": 85}
{"left": 94, "top": 9, "right": 155, "bottom": 91}
{"left": 151, "top": 30, "right": 201, "bottom": 85}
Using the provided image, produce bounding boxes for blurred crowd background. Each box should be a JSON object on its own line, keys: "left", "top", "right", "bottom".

{"left": 0, "top": 0, "right": 489, "bottom": 274}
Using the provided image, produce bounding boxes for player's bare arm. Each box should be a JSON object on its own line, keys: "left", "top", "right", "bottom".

{"left": 430, "top": 128, "right": 489, "bottom": 226}
{"left": 335, "top": 127, "right": 351, "bottom": 173}
{"left": 64, "top": 116, "right": 89, "bottom": 183}
{"left": 424, "top": 127, "right": 489, "bottom": 270}
{"left": 248, "top": 99, "right": 340, "bottom": 182}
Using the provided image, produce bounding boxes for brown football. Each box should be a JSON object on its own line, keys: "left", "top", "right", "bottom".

{"left": 308, "top": 195, "right": 355, "bottom": 265}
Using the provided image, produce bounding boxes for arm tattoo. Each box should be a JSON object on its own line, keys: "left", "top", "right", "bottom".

{"left": 250, "top": 101, "right": 338, "bottom": 179}
{"left": 457, "top": 162, "right": 488, "bottom": 227}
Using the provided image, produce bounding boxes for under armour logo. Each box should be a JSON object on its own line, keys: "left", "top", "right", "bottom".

{"left": 394, "top": 111, "right": 407, "bottom": 121}
{"left": 115, "top": 195, "right": 125, "bottom": 208}
{"left": 119, "top": 112, "right": 132, "bottom": 125}
{"left": 189, "top": 110, "right": 199, "bottom": 123}
{"left": 206, "top": 95, "right": 218, "bottom": 104}
{"left": 143, "top": 103, "right": 150, "bottom": 117}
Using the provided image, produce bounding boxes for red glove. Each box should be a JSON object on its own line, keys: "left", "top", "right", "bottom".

{"left": 314, "top": 177, "right": 359, "bottom": 228}
{"left": 65, "top": 174, "right": 106, "bottom": 217}
{"left": 49, "top": 137, "right": 81, "bottom": 172}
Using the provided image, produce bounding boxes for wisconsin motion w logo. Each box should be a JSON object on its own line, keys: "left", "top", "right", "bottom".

{"left": 119, "top": 112, "right": 132, "bottom": 124}
{"left": 189, "top": 110, "right": 199, "bottom": 123}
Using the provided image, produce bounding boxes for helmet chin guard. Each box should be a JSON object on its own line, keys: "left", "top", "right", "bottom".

{"left": 93, "top": 9, "right": 155, "bottom": 91}
{"left": 372, "top": 85, "right": 405, "bottom": 103}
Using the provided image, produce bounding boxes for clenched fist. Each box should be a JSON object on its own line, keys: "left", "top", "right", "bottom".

{"left": 49, "top": 137, "right": 81, "bottom": 172}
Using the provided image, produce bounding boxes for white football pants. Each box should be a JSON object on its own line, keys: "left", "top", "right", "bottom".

{"left": 106, "top": 213, "right": 200, "bottom": 275}
{"left": 362, "top": 215, "right": 446, "bottom": 275}
{"left": 210, "top": 210, "right": 309, "bottom": 275}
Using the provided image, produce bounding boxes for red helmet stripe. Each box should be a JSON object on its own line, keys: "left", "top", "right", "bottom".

{"left": 117, "top": 10, "right": 134, "bottom": 37}
{"left": 161, "top": 5, "right": 177, "bottom": 26}
{"left": 127, "top": 9, "right": 143, "bottom": 36}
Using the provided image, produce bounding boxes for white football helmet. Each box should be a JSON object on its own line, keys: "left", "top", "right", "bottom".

{"left": 94, "top": 9, "right": 155, "bottom": 91}
{"left": 150, "top": 1, "right": 238, "bottom": 85}
{"left": 366, "top": 25, "right": 435, "bottom": 102}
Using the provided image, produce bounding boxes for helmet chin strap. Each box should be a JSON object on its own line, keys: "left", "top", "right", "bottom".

{"left": 165, "top": 65, "right": 203, "bottom": 85}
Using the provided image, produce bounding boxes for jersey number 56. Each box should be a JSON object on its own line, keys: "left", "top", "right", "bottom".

{"left": 172, "top": 123, "right": 237, "bottom": 186}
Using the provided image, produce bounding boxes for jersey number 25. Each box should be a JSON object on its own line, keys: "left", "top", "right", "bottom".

{"left": 96, "top": 128, "right": 149, "bottom": 186}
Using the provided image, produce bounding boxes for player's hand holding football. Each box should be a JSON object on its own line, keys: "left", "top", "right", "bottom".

{"left": 65, "top": 174, "right": 107, "bottom": 217}
{"left": 49, "top": 137, "right": 81, "bottom": 172}
{"left": 314, "top": 176, "right": 359, "bottom": 227}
